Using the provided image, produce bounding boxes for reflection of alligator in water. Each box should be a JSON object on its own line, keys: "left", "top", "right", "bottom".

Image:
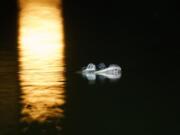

{"left": 81, "top": 63, "right": 122, "bottom": 82}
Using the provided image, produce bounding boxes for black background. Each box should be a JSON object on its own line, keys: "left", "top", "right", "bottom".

{"left": 62, "top": 0, "right": 180, "bottom": 135}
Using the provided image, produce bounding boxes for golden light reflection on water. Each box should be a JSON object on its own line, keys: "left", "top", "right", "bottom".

{"left": 18, "top": 0, "right": 65, "bottom": 123}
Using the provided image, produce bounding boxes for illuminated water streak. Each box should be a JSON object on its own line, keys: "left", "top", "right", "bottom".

{"left": 18, "top": 0, "right": 65, "bottom": 123}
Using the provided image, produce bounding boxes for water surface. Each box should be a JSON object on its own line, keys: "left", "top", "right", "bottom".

{"left": 18, "top": 0, "right": 66, "bottom": 134}
{"left": 0, "top": 0, "right": 179, "bottom": 135}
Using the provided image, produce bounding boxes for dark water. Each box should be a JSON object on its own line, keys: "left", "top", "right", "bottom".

{"left": 0, "top": 0, "right": 179, "bottom": 135}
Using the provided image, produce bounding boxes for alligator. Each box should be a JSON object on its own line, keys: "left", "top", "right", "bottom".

{"left": 81, "top": 63, "right": 122, "bottom": 81}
